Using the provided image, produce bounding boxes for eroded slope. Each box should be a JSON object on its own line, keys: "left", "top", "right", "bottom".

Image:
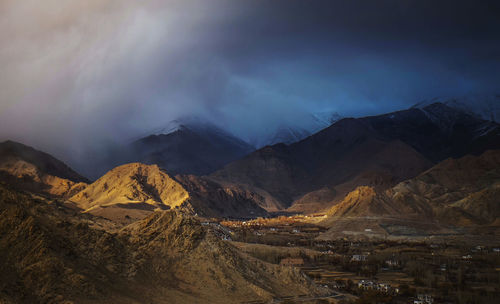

{"left": 0, "top": 184, "right": 324, "bottom": 304}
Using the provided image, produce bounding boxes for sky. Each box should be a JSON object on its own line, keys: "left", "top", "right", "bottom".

{"left": 0, "top": 0, "right": 499, "bottom": 170}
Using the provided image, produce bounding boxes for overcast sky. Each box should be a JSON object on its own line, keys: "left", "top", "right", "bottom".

{"left": 1, "top": 0, "right": 499, "bottom": 168}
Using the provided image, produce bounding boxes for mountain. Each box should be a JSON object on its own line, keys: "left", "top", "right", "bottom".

{"left": 0, "top": 141, "right": 267, "bottom": 221}
{"left": 212, "top": 118, "right": 433, "bottom": 213}
{"left": 0, "top": 140, "right": 88, "bottom": 198}
{"left": 413, "top": 94, "right": 500, "bottom": 123}
{"left": 321, "top": 150, "right": 500, "bottom": 238}
{"left": 212, "top": 103, "right": 500, "bottom": 213}
{"left": 128, "top": 117, "right": 254, "bottom": 176}
{"left": 69, "top": 163, "right": 267, "bottom": 223}
{"left": 247, "top": 110, "right": 342, "bottom": 148}
{"left": 387, "top": 149, "right": 500, "bottom": 225}
{"left": 174, "top": 174, "right": 274, "bottom": 218}
{"left": 0, "top": 184, "right": 324, "bottom": 303}
{"left": 69, "top": 163, "right": 190, "bottom": 217}
{"left": 366, "top": 102, "right": 500, "bottom": 162}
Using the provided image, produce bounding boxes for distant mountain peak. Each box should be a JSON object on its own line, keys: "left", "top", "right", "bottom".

{"left": 412, "top": 94, "right": 500, "bottom": 123}
{"left": 127, "top": 116, "right": 254, "bottom": 176}
{"left": 142, "top": 116, "right": 218, "bottom": 137}
{"left": 0, "top": 140, "right": 88, "bottom": 183}
{"left": 311, "top": 110, "right": 343, "bottom": 126}
{"left": 248, "top": 110, "right": 343, "bottom": 148}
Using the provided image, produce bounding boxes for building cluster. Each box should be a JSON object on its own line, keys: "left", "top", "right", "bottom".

{"left": 413, "top": 294, "right": 434, "bottom": 304}
{"left": 351, "top": 254, "right": 368, "bottom": 262}
{"left": 357, "top": 280, "right": 399, "bottom": 294}
{"left": 385, "top": 259, "right": 400, "bottom": 267}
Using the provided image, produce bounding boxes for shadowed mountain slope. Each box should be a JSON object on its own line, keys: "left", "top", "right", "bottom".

{"left": 213, "top": 103, "right": 500, "bottom": 213}
{"left": 321, "top": 150, "right": 500, "bottom": 238}
{"left": 175, "top": 174, "right": 272, "bottom": 218}
{"left": 128, "top": 118, "right": 254, "bottom": 176}
{"left": 0, "top": 185, "right": 324, "bottom": 304}
{"left": 413, "top": 94, "right": 500, "bottom": 123}
{"left": 213, "top": 118, "right": 432, "bottom": 212}
{"left": 0, "top": 141, "right": 88, "bottom": 198}
{"left": 360, "top": 103, "right": 500, "bottom": 162}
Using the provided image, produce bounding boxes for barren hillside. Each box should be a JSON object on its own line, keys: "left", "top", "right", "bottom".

{"left": 0, "top": 184, "right": 324, "bottom": 304}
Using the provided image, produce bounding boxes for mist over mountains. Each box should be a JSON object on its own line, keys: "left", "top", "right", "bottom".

{"left": 52, "top": 94, "right": 500, "bottom": 180}
{"left": 1, "top": 0, "right": 500, "bottom": 175}
{"left": 2, "top": 1, "right": 500, "bottom": 303}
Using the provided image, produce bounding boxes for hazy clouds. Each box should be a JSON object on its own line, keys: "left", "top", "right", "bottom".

{"left": 1, "top": 0, "right": 499, "bottom": 168}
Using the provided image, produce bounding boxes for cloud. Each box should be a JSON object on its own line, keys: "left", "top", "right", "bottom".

{"left": 0, "top": 0, "right": 499, "bottom": 171}
{"left": 0, "top": 1, "right": 212, "bottom": 152}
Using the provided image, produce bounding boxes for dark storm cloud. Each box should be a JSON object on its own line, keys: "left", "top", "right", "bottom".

{"left": 0, "top": 0, "right": 499, "bottom": 170}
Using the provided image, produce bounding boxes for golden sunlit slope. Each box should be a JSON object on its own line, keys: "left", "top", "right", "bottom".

{"left": 322, "top": 150, "right": 500, "bottom": 237}
{"left": 0, "top": 141, "right": 88, "bottom": 198}
{"left": 70, "top": 163, "right": 268, "bottom": 223}
{"left": 0, "top": 184, "right": 324, "bottom": 304}
{"left": 326, "top": 185, "right": 433, "bottom": 219}
{"left": 452, "top": 184, "right": 500, "bottom": 223}
{"left": 70, "top": 163, "right": 189, "bottom": 211}
{"left": 388, "top": 149, "right": 500, "bottom": 226}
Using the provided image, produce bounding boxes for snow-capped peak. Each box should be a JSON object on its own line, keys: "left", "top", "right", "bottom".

{"left": 248, "top": 110, "right": 343, "bottom": 148}
{"left": 412, "top": 94, "right": 500, "bottom": 123}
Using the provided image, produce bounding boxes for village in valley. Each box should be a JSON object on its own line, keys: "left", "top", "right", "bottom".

{"left": 200, "top": 216, "right": 500, "bottom": 304}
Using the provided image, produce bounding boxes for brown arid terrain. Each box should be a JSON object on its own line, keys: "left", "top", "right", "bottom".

{"left": 320, "top": 149, "right": 500, "bottom": 239}
{"left": 0, "top": 141, "right": 88, "bottom": 198}
{"left": 69, "top": 163, "right": 268, "bottom": 223}
{"left": 0, "top": 183, "right": 327, "bottom": 304}
{"left": 71, "top": 163, "right": 189, "bottom": 210}
{"left": 0, "top": 142, "right": 269, "bottom": 223}
{"left": 174, "top": 174, "right": 270, "bottom": 218}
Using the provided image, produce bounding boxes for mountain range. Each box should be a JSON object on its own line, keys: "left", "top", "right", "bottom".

{"left": 212, "top": 102, "right": 500, "bottom": 213}
{"left": 77, "top": 111, "right": 343, "bottom": 180}
{"left": 0, "top": 142, "right": 268, "bottom": 222}
{"left": 69, "top": 162, "right": 268, "bottom": 223}
{"left": 413, "top": 94, "right": 500, "bottom": 123}
{"left": 1, "top": 101, "right": 498, "bottom": 219}
{"left": 1, "top": 99, "right": 499, "bottom": 302}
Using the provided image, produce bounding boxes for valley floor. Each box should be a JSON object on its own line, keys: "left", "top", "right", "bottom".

{"left": 220, "top": 216, "right": 500, "bottom": 304}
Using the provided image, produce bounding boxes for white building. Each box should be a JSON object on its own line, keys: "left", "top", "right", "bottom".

{"left": 351, "top": 254, "right": 367, "bottom": 262}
